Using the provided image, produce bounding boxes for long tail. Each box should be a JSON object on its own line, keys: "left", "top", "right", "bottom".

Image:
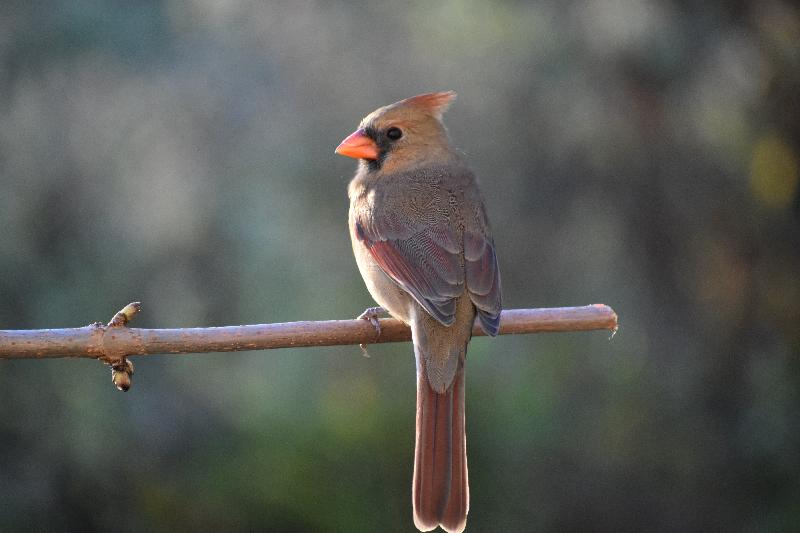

{"left": 413, "top": 357, "right": 468, "bottom": 533}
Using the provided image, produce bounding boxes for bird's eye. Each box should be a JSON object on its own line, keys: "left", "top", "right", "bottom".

{"left": 386, "top": 127, "right": 403, "bottom": 141}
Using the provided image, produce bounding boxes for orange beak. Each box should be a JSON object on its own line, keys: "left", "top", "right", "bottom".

{"left": 335, "top": 129, "right": 379, "bottom": 160}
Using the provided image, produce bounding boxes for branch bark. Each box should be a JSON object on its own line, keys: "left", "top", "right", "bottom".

{"left": 0, "top": 304, "right": 617, "bottom": 360}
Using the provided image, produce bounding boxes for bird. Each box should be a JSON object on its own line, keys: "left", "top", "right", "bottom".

{"left": 335, "top": 91, "right": 501, "bottom": 532}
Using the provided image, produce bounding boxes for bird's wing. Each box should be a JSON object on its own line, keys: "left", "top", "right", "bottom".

{"left": 355, "top": 169, "right": 501, "bottom": 336}
{"left": 354, "top": 217, "right": 464, "bottom": 326}
{"left": 464, "top": 229, "right": 501, "bottom": 336}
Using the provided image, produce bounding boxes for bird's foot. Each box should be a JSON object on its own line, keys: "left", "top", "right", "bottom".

{"left": 358, "top": 306, "right": 387, "bottom": 336}
{"left": 357, "top": 306, "right": 387, "bottom": 356}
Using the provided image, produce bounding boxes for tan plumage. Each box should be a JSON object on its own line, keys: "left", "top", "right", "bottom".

{"left": 336, "top": 92, "right": 501, "bottom": 532}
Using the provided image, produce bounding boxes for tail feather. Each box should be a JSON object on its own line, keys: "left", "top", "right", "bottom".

{"left": 413, "top": 359, "right": 468, "bottom": 533}
{"left": 440, "top": 364, "right": 468, "bottom": 532}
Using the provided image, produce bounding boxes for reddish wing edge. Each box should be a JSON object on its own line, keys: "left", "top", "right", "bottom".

{"left": 366, "top": 239, "right": 458, "bottom": 325}
{"left": 357, "top": 220, "right": 501, "bottom": 336}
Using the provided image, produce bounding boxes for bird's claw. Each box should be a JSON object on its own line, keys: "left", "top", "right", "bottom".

{"left": 359, "top": 343, "right": 371, "bottom": 357}
{"left": 357, "top": 306, "right": 387, "bottom": 357}
{"left": 357, "top": 306, "right": 385, "bottom": 337}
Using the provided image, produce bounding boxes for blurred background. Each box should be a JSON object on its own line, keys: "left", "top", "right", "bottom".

{"left": 1, "top": 1, "right": 798, "bottom": 531}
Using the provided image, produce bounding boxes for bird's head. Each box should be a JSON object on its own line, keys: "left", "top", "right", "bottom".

{"left": 335, "top": 91, "right": 458, "bottom": 173}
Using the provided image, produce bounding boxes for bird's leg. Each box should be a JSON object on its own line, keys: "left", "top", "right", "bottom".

{"left": 358, "top": 306, "right": 388, "bottom": 336}
{"left": 357, "top": 306, "right": 388, "bottom": 356}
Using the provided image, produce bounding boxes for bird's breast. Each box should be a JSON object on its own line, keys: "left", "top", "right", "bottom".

{"left": 348, "top": 202, "right": 414, "bottom": 324}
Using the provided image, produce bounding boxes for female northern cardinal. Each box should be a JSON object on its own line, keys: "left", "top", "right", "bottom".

{"left": 335, "top": 91, "right": 501, "bottom": 533}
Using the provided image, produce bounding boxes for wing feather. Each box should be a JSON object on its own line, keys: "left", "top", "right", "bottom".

{"left": 352, "top": 166, "right": 501, "bottom": 334}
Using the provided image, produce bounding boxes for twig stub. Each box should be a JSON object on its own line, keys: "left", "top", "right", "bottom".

{"left": 102, "top": 302, "right": 142, "bottom": 391}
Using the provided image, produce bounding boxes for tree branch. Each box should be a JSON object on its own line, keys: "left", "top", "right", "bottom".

{"left": 0, "top": 303, "right": 617, "bottom": 390}
{"left": 0, "top": 303, "right": 618, "bottom": 359}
